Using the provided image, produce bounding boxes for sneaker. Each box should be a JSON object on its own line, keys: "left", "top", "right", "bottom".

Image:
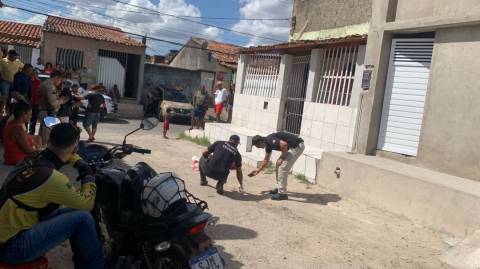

{"left": 200, "top": 180, "right": 208, "bottom": 186}
{"left": 268, "top": 188, "right": 279, "bottom": 195}
{"left": 271, "top": 193, "right": 288, "bottom": 200}
{"left": 216, "top": 181, "right": 225, "bottom": 195}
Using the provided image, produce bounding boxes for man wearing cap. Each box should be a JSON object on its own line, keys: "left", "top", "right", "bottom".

{"left": 0, "top": 50, "right": 23, "bottom": 114}
{"left": 250, "top": 132, "right": 305, "bottom": 200}
{"left": 199, "top": 135, "right": 243, "bottom": 195}
{"left": 38, "top": 71, "right": 67, "bottom": 144}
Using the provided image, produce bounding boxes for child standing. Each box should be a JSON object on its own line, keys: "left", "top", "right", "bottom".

{"left": 163, "top": 108, "right": 172, "bottom": 139}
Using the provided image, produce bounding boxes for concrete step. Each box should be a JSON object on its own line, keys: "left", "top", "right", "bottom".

{"left": 317, "top": 152, "right": 480, "bottom": 237}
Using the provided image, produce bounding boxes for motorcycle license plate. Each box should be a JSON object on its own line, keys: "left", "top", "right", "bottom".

{"left": 189, "top": 247, "right": 224, "bottom": 269}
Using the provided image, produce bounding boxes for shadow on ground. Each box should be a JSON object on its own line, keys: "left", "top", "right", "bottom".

{"left": 209, "top": 224, "right": 258, "bottom": 241}
{"left": 224, "top": 189, "right": 341, "bottom": 206}
{"left": 216, "top": 245, "right": 245, "bottom": 269}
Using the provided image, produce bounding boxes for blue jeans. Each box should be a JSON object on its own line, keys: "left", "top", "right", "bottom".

{"left": 0, "top": 208, "right": 104, "bottom": 269}
{"left": 0, "top": 80, "right": 12, "bottom": 96}
{"left": 83, "top": 112, "right": 100, "bottom": 129}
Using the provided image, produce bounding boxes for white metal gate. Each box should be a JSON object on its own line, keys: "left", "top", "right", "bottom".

{"left": 97, "top": 56, "right": 126, "bottom": 97}
{"left": 378, "top": 38, "right": 434, "bottom": 156}
{"left": 283, "top": 55, "right": 310, "bottom": 135}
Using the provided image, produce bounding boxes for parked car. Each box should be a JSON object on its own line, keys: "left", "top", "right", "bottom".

{"left": 157, "top": 85, "right": 193, "bottom": 121}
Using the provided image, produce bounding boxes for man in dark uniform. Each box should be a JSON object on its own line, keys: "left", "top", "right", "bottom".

{"left": 250, "top": 132, "right": 305, "bottom": 200}
{"left": 199, "top": 135, "right": 243, "bottom": 195}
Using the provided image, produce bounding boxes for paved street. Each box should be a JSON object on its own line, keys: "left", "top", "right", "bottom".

{"left": 0, "top": 118, "right": 454, "bottom": 268}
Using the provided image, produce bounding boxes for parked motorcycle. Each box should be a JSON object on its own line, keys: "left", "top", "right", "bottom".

{"left": 43, "top": 117, "right": 225, "bottom": 269}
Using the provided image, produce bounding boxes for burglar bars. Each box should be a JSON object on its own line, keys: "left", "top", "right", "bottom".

{"left": 56, "top": 48, "right": 84, "bottom": 70}
{"left": 284, "top": 55, "right": 311, "bottom": 135}
{"left": 315, "top": 45, "right": 359, "bottom": 106}
{"left": 242, "top": 54, "right": 281, "bottom": 97}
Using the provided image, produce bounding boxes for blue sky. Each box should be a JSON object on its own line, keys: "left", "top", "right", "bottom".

{"left": 0, "top": 0, "right": 293, "bottom": 54}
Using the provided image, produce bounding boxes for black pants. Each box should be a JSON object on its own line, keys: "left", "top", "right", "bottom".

{"left": 199, "top": 157, "right": 228, "bottom": 182}
{"left": 70, "top": 107, "right": 79, "bottom": 126}
{"left": 29, "top": 104, "right": 40, "bottom": 135}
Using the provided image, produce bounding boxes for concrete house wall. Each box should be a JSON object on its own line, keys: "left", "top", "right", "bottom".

{"left": 356, "top": 0, "right": 480, "bottom": 181}
{"left": 291, "top": 0, "right": 372, "bottom": 41}
{"left": 42, "top": 32, "right": 145, "bottom": 100}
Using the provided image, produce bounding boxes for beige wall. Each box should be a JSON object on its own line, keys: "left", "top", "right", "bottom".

{"left": 395, "top": 0, "right": 480, "bottom": 21}
{"left": 292, "top": 0, "right": 372, "bottom": 34}
{"left": 417, "top": 25, "right": 480, "bottom": 180}
{"left": 42, "top": 32, "right": 144, "bottom": 75}
{"left": 169, "top": 40, "right": 217, "bottom": 72}
{"left": 357, "top": 0, "right": 480, "bottom": 181}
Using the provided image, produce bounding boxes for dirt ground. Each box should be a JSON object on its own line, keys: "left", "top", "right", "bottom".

{"left": 0, "top": 119, "right": 454, "bottom": 269}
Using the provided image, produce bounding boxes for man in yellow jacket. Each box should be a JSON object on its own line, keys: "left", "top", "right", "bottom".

{"left": 0, "top": 123, "right": 103, "bottom": 268}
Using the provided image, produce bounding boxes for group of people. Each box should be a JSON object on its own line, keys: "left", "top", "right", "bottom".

{"left": 0, "top": 49, "right": 107, "bottom": 165}
{"left": 198, "top": 131, "right": 305, "bottom": 201}
{"left": 189, "top": 81, "right": 234, "bottom": 130}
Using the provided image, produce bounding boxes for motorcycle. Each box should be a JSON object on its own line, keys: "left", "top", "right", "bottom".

{"left": 42, "top": 117, "right": 225, "bottom": 269}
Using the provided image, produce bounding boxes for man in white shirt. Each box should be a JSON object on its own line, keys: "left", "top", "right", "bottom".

{"left": 214, "top": 81, "right": 228, "bottom": 122}
{"left": 32, "top": 57, "right": 44, "bottom": 73}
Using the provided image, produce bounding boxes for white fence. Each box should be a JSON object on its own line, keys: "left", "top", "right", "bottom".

{"left": 242, "top": 54, "right": 281, "bottom": 97}
{"left": 315, "top": 45, "right": 359, "bottom": 106}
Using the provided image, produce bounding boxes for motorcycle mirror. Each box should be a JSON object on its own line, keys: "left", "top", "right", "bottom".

{"left": 43, "top": 116, "right": 61, "bottom": 128}
{"left": 142, "top": 117, "right": 159, "bottom": 130}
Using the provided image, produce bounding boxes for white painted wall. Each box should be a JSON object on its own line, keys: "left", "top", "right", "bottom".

{"left": 232, "top": 93, "right": 282, "bottom": 134}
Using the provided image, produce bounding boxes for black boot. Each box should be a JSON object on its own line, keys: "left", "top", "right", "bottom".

{"left": 216, "top": 180, "right": 225, "bottom": 195}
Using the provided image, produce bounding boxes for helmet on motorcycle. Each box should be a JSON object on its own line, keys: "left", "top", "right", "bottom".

{"left": 141, "top": 172, "right": 187, "bottom": 218}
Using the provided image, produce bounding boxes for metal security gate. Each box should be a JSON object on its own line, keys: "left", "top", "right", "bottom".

{"left": 378, "top": 38, "right": 434, "bottom": 156}
{"left": 97, "top": 56, "right": 126, "bottom": 97}
{"left": 283, "top": 55, "right": 310, "bottom": 135}
{"left": 242, "top": 54, "right": 281, "bottom": 97}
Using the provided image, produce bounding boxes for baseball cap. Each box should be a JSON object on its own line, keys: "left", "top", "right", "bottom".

{"left": 229, "top": 134, "right": 240, "bottom": 144}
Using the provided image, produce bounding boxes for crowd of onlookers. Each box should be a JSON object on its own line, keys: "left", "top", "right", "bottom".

{"left": 0, "top": 49, "right": 115, "bottom": 165}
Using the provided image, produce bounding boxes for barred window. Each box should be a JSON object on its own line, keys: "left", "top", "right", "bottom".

{"left": 315, "top": 45, "right": 359, "bottom": 106}
{"left": 56, "top": 48, "right": 84, "bottom": 69}
{"left": 242, "top": 54, "right": 281, "bottom": 97}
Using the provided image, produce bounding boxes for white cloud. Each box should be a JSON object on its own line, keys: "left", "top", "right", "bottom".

{"left": 0, "top": 7, "right": 18, "bottom": 17}
{"left": 26, "top": 14, "right": 47, "bottom": 25}
{"left": 68, "top": 0, "right": 223, "bottom": 54}
{"left": 232, "top": 0, "right": 292, "bottom": 47}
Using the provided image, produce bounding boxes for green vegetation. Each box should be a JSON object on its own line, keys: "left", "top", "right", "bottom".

{"left": 295, "top": 173, "right": 310, "bottom": 184}
{"left": 264, "top": 163, "right": 276, "bottom": 174}
{"left": 179, "top": 132, "right": 211, "bottom": 147}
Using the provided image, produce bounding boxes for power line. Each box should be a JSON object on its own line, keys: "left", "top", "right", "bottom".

{"left": 110, "top": 0, "right": 284, "bottom": 42}
{"left": 29, "top": 0, "right": 250, "bottom": 45}
{"left": 3, "top": 4, "right": 240, "bottom": 56}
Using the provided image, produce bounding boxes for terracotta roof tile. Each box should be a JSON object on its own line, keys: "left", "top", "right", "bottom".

{"left": 191, "top": 37, "right": 241, "bottom": 70}
{"left": 239, "top": 35, "right": 368, "bottom": 54}
{"left": 0, "top": 20, "right": 42, "bottom": 48}
{"left": 44, "top": 16, "right": 144, "bottom": 47}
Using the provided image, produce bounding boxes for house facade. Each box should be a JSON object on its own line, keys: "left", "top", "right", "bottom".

{"left": 202, "top": 0, "right": 372, "bottom": 180}
{"left": 42, "top": 16, "right": 146, "bottom": 100}
{"left": 169, "top": 37, "right": 241, "bottom": 93}
{"left": 0, "top": 21, "right": 42, "bottom": 64}
{"left": 356, "top": 0, "right": 480, "bottom": 181}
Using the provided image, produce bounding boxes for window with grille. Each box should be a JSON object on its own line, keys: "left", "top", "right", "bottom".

{"left": 56, "top": 48, "right": 84, "bottom": 69}
{"left": 242, "top": 54, "right": 281, "bottom": 97}
{"left": 315, "top": 45, "right": 359, "bottom": 106}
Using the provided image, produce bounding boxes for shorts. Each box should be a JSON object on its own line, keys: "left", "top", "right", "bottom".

{"left": 193, "top": 107, "right": 205, "bottom": 118}
{"left": 83, "top": 112, "right": 100, "bottom": 129}
{"left": 215, "top": 103, "right": 224, "bottom": 114}
{"left": 0, "top": 81, "right": 12, "bottom": 97}
{"left": 163, "top": 120, "right": 170, "bottom": 130}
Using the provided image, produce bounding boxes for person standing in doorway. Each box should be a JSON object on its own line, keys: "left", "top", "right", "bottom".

{"left": 214, "top": 81, "right": 228, "bottom": 123}
{"left": 38, "top": 71, "right": 66, "bottom": 145}
{"left": 82, "top": 86, "right": 105, "bottom": 141}
{"left": 32, "top": 57, "right": 44, "bottom": 73}
{"left": 108, "top": 84, "right": 121, "bottom": 112}
{"left": 0, "top": 50, "right": 23, "bottom": 115}
{"left": 29, "top": 70, "right": 41, "bottom": 135}
{"left": 249, "top": 132, "right": 305, "bottom": 200}
{"left": 199, "top": 135, "right": 243, "bottom": 195}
